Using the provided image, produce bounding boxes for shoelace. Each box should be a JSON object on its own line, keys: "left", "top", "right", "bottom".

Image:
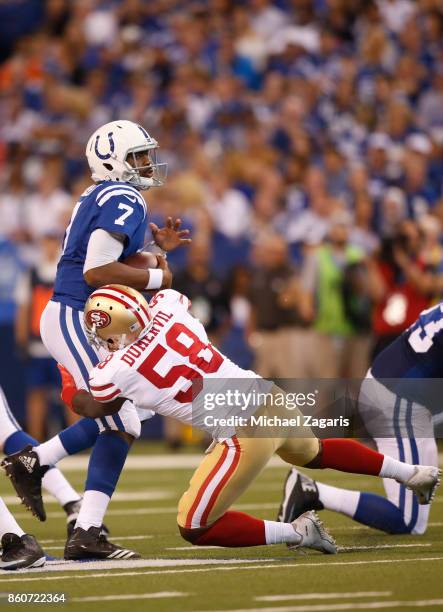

{"left": 311, "top": 512, "right": 336, "bottom": 545}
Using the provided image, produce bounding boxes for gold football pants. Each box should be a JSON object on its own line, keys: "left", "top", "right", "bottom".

{"left": 178, "top": 387, "right": 319, "bottom": 528}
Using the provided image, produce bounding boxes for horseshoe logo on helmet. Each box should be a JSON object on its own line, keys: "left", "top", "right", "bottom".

{"left": 94, "top": 132, "right": 115, "bottom": 160}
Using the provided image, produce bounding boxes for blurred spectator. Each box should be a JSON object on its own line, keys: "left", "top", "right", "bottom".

{"left": 0, "top": 235, "right": 26, "bottom": 417}
{"left": 0, "top": 0, "right": 442, "bottom": 438}
{"left": 15, "top": 234, "right": 78, "bottom": 440}
{"left": 301, "top": 211, "right": 374, "bottom": 378}
{"left": 218, "top": 264, "right": 254, "bottom": 371}
{"left": 248, "top": 233, "right": 311, "bottom": 378}
{"left": 173, "top": 241, "right": 227, "bottom": 336}
{"left": 23, "top": 157, "right": 72, "bottom": 243}
{"left": 371, "top": 219, "right": 438, "bottom": 357}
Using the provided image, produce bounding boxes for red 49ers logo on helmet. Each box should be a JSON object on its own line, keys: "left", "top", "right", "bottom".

{"left": 86, "top": 309, "right": 111, "bottom": 329}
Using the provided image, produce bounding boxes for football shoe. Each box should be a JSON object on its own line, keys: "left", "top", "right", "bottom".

{"left": 0, "top": 533, "right": 45, "bottom": 570}
{"left": 290, "top": 511, "right": 337, "bottom": 554}
{"left": 277, "top": 468, "right": 323, "bottom": 523}
{"left": 402, "top": 465, "right": 441, "bottom": 504}
{"left": 64, "top": 526, "right": 140, "bottom": 561}
{"left": 1, "top": 446, "right": 48, "bottom": 521}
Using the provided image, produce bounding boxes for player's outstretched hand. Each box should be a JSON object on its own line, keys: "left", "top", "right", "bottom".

{"left": 156, "top": 254, "right": 173, "bottom": 289}
{"left": 150, "top": 217, "right": 191, "bottom": 252}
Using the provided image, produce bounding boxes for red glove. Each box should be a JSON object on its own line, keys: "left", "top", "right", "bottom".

{"left": 57, "top": 364, "right": 78, "bottom": 411}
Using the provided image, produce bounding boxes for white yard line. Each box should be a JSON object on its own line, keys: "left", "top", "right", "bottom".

{"left": 338, "top": 544, "right": 431, "bottom": 552}
{"left": 42, "top": 542, "right": 432, "bottom": 553}
{"left": 10, "top": 501, "right": 443, "bottom": 525}
{"left": 200, "top": 600, "right": 443, "bottom": 612}
{"left": 1, "top": 490, "right": 173, "bottom": 506}
{"left": 39, "top": 535, "right": 154, "bottom": 545}
{"left": 11, "top": 501, "right": 443, "bottom": 523}
{"left": 0, "top": 557, "right": 272, "bottom": 578}
{"left": 166, "top": 546, "right": 223, "bottom": 551}
{"left": 166, "top": 544, "right": 431, "bottom": 553}
{"left": 10, "top": 502, "right": 278, "bottom": 521}
{"left": 52, "top": 453, "right": 443, "bottom": 471}
{"left": 255, "top": 592, "right": 392, "bottom": 602}
{"left": 1, "top": 555, "right": 442, "bottom": 582}
{"left": 71, "top": 592, "right": 189, "bottom": 602}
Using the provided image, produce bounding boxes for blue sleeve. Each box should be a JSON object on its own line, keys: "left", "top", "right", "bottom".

{"left": 95, "top": 194, "right": 146, "bottom": 242}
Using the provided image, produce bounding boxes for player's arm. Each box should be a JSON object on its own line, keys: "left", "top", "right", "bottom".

{"left": 58, "top": 364, "right": 127, "bottom": 418}
{"left": 83, "top": 230, "right": 172, "bottom": 290}
{"left": 72, "top": 389, "right": 125, "bottom": 418}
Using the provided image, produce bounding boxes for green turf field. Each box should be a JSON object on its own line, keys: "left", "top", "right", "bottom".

{"left": 0, "top": 444, "right": 442, "bottom": 611}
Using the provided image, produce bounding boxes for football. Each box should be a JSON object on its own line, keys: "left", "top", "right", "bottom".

{"left": 123, "top": 251, "right": 159, "bottom": 269}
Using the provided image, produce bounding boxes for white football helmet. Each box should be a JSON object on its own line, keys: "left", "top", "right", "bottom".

{"left": 86, "top": 120, "right": 167, "bottom": 190}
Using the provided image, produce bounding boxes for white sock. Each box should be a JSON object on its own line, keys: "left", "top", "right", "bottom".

{"left": 317, "top": 482, "right": 360, "bottom": 517}
{"left": 0, "top": 498, "right": 25, "bottom": 538}
{"left": 34, "top": 436, "right": 67, "bottom": 467}
{"left": 379, "top": 455, "right": 416, "bottom": 483}
{"left": 264, "top": 520, "right": 301, "bottom": 545}
{"left": 75, "top": 490, "right": 110, "bottom": 530}
{"left": 42, "top": 468, "right": 81, "bottom": 508}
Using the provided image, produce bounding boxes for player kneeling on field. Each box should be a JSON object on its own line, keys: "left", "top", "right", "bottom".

{"left": 19, "top": 287, "right": 443, "bottom": 553}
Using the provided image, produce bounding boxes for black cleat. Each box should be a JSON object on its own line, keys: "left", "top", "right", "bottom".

{"left": 1, "top": 446, "right": 48, "bottom": 521}
{"left": 277, "top": 468, "right": 323, "bottom": 523}
{"left": 0, "top": 533, "right": 45, "bottom": 570}
{"left": 64, "top": 499, "right": 110, "bottom": 539}
{"left": 64, "top": 526, "right": 140, "bottom": 561}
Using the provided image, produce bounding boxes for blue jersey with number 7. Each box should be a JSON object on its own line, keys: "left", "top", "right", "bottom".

{"left": 53, "top": 181, "right": 148, "bottom": 310}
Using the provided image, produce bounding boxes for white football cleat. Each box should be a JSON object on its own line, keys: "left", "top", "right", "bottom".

{"left": 290, "top": 511, "right": 337, "bottom": 554}
{"left": 402, "top": 465, "right": 441, "bottom": 504}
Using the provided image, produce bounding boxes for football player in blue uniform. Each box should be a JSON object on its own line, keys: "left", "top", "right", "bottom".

{"left": 278, "top": 303, "right": 441, "bottom": 535}
{"left": 2, "top": 120, "right": 190, "bottom": 560}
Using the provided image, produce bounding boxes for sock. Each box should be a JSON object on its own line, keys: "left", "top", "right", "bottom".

{"left": 3, "top": 430, "right": 38, "bottom": 455}
{"left": 58, "top": 418, "right": 99, "bottom": 455}
{"left": 0, "top": 498, "right": 25, "bottom": 538}
{"left": 34, "top": 436, "right": 68, "bottom": 467}
{"left": 320, "top": 439, "right": 384, "bottom": 475}
{"left": 35, "top": 418, "right": 99, "bottom": 466}
{"left": 317, "top": 482, "right": 360, "bottom": 516}
{"left": 77, "top": 432, "right": 130, "bottom": 530}
{"left": 379, "top": 455, "right": 416, "bottom": 483}
{"left": 195, "top": 511, "right": 266, "bottom": 547}
{"left": 42, "top": 468, "right": 81, "bottom": 507}
{"left": 264, "top": 520, "right": 301, "bottom": 545}
{"left": 76, "top": 490, "right": 110, "bottom": 530}
{"left": 354, "top": 492, "right": 410, "bottom": 534}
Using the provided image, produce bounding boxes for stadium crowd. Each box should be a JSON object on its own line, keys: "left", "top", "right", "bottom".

{"left": 0, "top": 0, "right": 442, "bottom": 440}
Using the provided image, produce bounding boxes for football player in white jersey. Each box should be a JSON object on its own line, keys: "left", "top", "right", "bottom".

{"left": 2, "top": 120, "right": 190, "bottom": 560}
{"left": 24, "top": 286, "right": 439, "bottom": 555}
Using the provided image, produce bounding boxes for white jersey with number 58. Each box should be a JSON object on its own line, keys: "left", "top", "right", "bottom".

{"left": 88, "top": 289, "right": 259, "bottom": 423}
